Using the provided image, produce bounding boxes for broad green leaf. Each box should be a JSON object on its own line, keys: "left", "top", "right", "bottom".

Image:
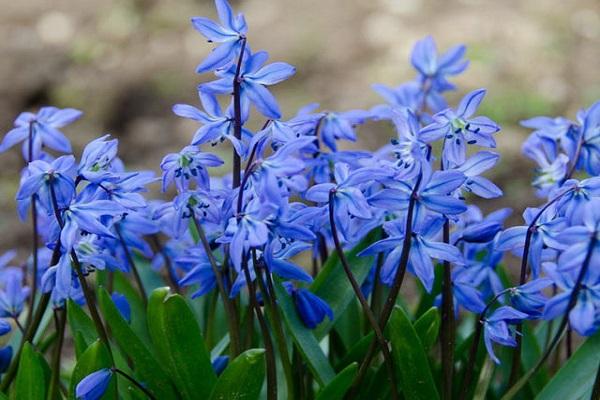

{"left": 473, "top": 358, "right": 494, "bottom": 400}
{"left": 333, "top": 298, "right": 362, "bottom": 351}
{"left": 390, "top": 306, "right": 440, "bottom": 400}
{"left": 97, "top": 288, "right": 177, "bottom": 399}
{"left": 273, "top": 279, "right": 336, "bottom": 386}
{"left": 14, "top": 343, "right": 50, "bottom": 400}
{"left": 414, "top": 307, "right": 440, "bottom": 352}
{"left": 209, "top": 349, "right": 265, "bottom": 400}
{"left": 69, "top": 340, "right": 116, "bottom": 400}
{"left": 147, "top": 288, "right": 216, "bottom": 400}
{"left": 311, "top": 229, "right": 379, "bottom": 340}
{"left": 316, "top": 362, "right": 358, "bottom": 400}
{"left": 336, "top": 332, "right": 374, "bottom": 371}
{"left": 536, "top": 331, "right": 600, "bottom": 400}
{"left": 66, "top": 299, "right": 98, "bottom": 358}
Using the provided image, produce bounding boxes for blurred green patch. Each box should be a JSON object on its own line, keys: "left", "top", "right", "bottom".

{"left": 479, "top": 90, "right": 556, "bottom": 125}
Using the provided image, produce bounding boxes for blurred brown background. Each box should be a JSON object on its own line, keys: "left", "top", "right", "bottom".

{"left": 1, "top": 0, "right": 599, "bottom": 252}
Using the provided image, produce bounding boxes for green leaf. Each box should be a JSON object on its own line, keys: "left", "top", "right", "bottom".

{"left": 311, "top": 229, "right": 379, "bottom": 340}
{"left": 209, "top": 349, "right": 265, "bottom": 400}
{"left": 66, "top": 299, "right": 98, "bottom": 358}
{"left": 69, "top": 340, "right": 116, "bottom": 400}
{"left": 14, "top": 343, "right": 50, "bottom": 400}
{"left": 389, "top": 306, "right": 440, "bottom": 400}
{"left": 316, "top": 363, "right": 358, "bottom": 400}
{"left": 414, "top": 307, "right": 440, "bottom": 352}
{"left": 147, "top": 288, "right": 216, "bottom": 400}
{"left": 536, "top": 331, "right": 600, "bottom": 400}
{"left": 336, "top": 332, "right": 374, "bottom": 371}
{"left": 97, "top": 287, "right": 177, "bottom": 399}
{"left": 111, "top": 271, "right": 151, "bottom": 346}
{"left": 273, "top": 279, "right": 336, "bottom": 386}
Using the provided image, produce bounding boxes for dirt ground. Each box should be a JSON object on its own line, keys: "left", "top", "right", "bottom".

{"left": 1, "top": 0, "right": 599, "bottom": 253}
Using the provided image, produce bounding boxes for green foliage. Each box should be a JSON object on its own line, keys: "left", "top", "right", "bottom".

{"left": 209, "top": 349, "right": 266, "bottom": 400}
{"left": 13, "top": 343, "right": 50, "bottom": 400}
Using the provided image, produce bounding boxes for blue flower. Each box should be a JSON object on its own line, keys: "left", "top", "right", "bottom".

{"left": 291, "top": 286, "right": 333, "bottom": 329}
{"left": 192, "top": 0, "right": 248, "bottom": 73}
{"left": 577, "top": 100, "right": 600, "bottom": 175}
{"left": 496, "top": 207, "right": 567, "bottom": 278}
{"left": 212, "top": 356, "right": 229, "bottom": 376}
{"left": 75, "top": 368, "right": 113, "bottom": 400}
{"left": 172, "top": 93, "right": 248, "bottom": 155}
{"left": 318, "top": 110, "right": 371, "bottom": 152}
{"left": 161, "top": 145, "right": 224, "bottom": 193}
{"left": 552, "top": 177, "right": 600, "bottom": 225}
{"left": 16, "top": 155, "right": 77, "bottom": 219}
{"left": 111, "top": 292, "right": 131, "bottom": 323}
{"left": 543, "top": 262, "right": 600, "bottom": 336}
{"left": 0, "top": 269, "right": 30, "bottom": 318}
{"left": 200, "top": 49, "right": 296, "bottom": 119}
{"left": 483, "top": 306, "right": 528, "bottom": 364}
{"left": 59, "top": 200, "right": 124, "bottom": 251}
{"left": 410, "top": 36, "right": 469, "bottom": 111}
{"left": 0, "top": 320, "right": 11, "bottom": 336}
{"left": 78, "top": 135, "right": 120, "bottom": 183}
{"left": 0, "top": 107, "right": 82, "bottom": 160}
{"left": 177, "top": 247, "right": 218, "bottom": 298}
{"left": 420, "top": 89, "right": 500, "bottom": 165}
{"left": 371, "top": 82, "right": 422, "bottom": 118}
{"left": 456, "top": 151, "right": 503, "bottom": 199}
{"left": 368, "top": 165, "right": 467, "bottom": 221}
{"left": 360, "top": 216, "right": 464, "bottom": 292}
{"left": 509, "top": 278, "right": 552, "bottom": 318}
{"left": 522, "top": 134, "right": 570, "bottom": 197}
{"left": 305, "top": 163, "right": 388, "bottom": 239}
{"left": 0, "top": 346, "right": 12, "bottom": 374}
{"left": 388, "top": 107, "right": 429, "bottom": 179}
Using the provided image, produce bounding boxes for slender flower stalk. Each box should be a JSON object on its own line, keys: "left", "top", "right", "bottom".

{"left": 113, "top": 368, "right": 157, "bottom": 400}
{"left": 232, "top": 38, "right": 248, "bottom": 189}
{"left": 328, "top": 190, "right": 399, "bottom": 400}
{"left": 253, "top": 251, "right": 295, "bottom": 400}
{"left": 240, "top": 252, "right": 277, "bottom": 400}
{"left": 440, "top": 219, "right": 455, "bottom": 399}
{"left": 115, "top": 224, "right": 147, "bottom": 305}
{"left": 47, "top": 307, "right": 66, "bottom": 399}
{"left": 25, "top": 121, "right": 39, "bottom": 329}
{"left": 49, "top": 181, "right": 111, "bottom": 349}
{"left": 351, "top": 172, "right": 423, "bottom": 396}
{"left": 190, "top": 211, "right": 241, "bottom": 356}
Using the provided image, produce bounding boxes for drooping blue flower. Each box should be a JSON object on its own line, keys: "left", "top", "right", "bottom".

{"left": 172, "top": 93, "right": 249, "bottom": 155}
{"left": 0, "top": 320, "right": 11, "bottom": 336}
{"left": 177, "top": 246, "right": 218, "bottom": 298}
{"left": 318, "top": 110, "right": 371, "bottom": 152}
{"left": 543, "top": 262, "right": 600, "bottom": 336}
{"left": 496, "top": 207, "right": 567, "bottom": 278}
{"left": 0, "top": 269, "right": 30, "bottom": 318}
{"left": 161, "top": 145, "right": 224, "bottom": 193}
{"left": 192, "top": 0, "right": 248, "bottom": 73}
{"left": 552, "top": 177, "right": 600, "bottom": 225}
{"left": 483, "top": 306, "right": 528, "bottom": 364}
{"left": 521, "top": 134, "right": 570, "bottom": 197}
{"left": 509, "top": 278, "right": 552, "bottom": 318}
{"left": 292, "top": 287, "right": 333, "bottom": 329}
{"left": 576, "top": 100, "right": 600, "bottom": 175}
{"left": 59, "top": 200, "right": 124, "bottom": 251}
{"left": 0, "top": 107, "right": 82, "bottom": 160}
{"left": 368, "top": 164, "right": 467, "bottom": 222}
{"left": 305, "top": 163, "right": 389, "bottom": 239}
{"left": 200, "top": 49, "right": 296, "bottom": 119}
{"left": 75, "top": 368, "right": 113, "bottom": 400}
{"left": 456, "top": 151, "right": 503, "bottom": 199}
{"left": 0, "top": 346, "right": 12, "bottom": 374}
{"left": 360, "top": 216, "right": 464, "bottom": 292}
{"left": 371, "top": 82, "right": 422, "bottom": 118}
{"left": 111, "top": 292, "right": 131, "bottom": 323}
{"left": 420, "top": 89, "right": 500, "bottom": 165}
{"left": 212, "top": 356, "right": 229, "bottom": 376}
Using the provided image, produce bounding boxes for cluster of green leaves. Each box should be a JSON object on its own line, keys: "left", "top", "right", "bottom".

{"left": 6, "top": 237, "right": 600, "bottom": 400}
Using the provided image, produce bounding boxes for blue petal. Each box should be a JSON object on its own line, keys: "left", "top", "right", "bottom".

{"left": 248, "top": 62, "right": 296, "bottom": 85}
{"left": 456, "top": 88, "right": 486, "bottom": 119}
{"left": 244, "top": 82, "right": 281, "bottom": 119}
